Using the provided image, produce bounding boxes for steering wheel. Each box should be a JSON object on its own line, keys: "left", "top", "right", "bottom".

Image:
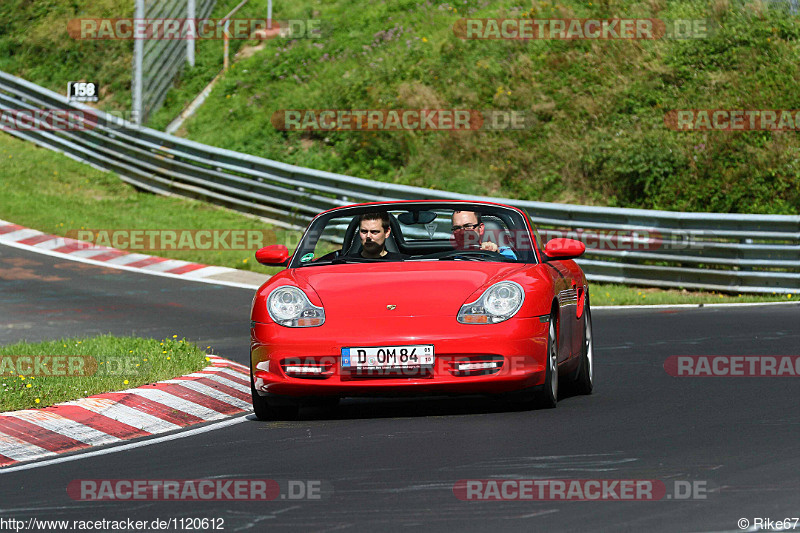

{"left": 439, "top": 249, "right": 504, "bottom": 260}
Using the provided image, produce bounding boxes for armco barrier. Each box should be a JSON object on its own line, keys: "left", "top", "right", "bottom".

{"left": 1, "top": 71, "right": 798, "bottom": 293}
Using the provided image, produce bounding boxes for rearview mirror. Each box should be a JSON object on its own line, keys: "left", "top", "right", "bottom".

{"left": 543, "top": 238, "right": 586, "bottom": 261}
{"left": 256, "top": 245, "right": 289, "bottom": 266}
{"left": 398, "top": 210, "right": 437, "bottom": 225}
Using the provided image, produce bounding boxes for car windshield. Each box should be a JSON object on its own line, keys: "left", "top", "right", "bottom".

{"left": 289, "top": 203, "right": 537, "bottom": 267}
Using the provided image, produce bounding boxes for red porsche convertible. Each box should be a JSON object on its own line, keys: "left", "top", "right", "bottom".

{"left": 250, "top": 200, "right": 593, "bottom": 419}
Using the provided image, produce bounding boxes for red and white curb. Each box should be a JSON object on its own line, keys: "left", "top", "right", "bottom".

{"left": 0, "top": 355, "right": 252, "bottom": 468}
{"left": 0, "top": 219, "right": 265, "bottom": 290}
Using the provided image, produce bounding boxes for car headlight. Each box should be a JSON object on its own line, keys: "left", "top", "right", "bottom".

{"left": 267, "top": 286, "right": 325, "bottom": 327}
{"left": 458, "top": 281, "right": 524, "bottom": 324}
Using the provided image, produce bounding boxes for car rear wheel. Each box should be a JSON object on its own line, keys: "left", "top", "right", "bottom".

{"left": 536, "top": 313, "right": 559, "bottom": 409}
{"left": 573, "top": 304, "right": 594, "bottom": 395}
{"left": 250, "top": 372, "right": 300, "bottom": 421}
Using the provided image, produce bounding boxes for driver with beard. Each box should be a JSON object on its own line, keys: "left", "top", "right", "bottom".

{"left": 451, "top": 210, "right": 517, "bottom": 259}
{"left": 351, "top": 211, "right": 408, "bottom": 260}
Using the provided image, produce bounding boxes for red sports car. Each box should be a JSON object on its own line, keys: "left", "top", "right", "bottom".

{"left": 250, "top": 200, "right": 593, "bottom": 419}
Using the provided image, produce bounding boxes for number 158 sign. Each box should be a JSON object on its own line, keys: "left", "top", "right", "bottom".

{"left": 67, "top": 82, "right": 99, "bottom": 102}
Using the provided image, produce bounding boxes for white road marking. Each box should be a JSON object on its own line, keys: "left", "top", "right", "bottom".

{"left": 0, "top": 431, "right": 57, "bottom": 462}
{"left": 0, "top": 415, "right": 249, "bottom": 474}
{"left": 180, "top": 373, "right": 250, "bottom": 393}
{"left": 161, "top": 380, "right": 251, "bottom": 409}
{"left": 204, "top": 368, "right": 250, "bottom": 387}
{"left": 104, "top": 253, "right": 153, "bottom": 265}
{"left": 0, "top": 238, "right": 261, "bottom": 290}
{"left": 29, "top": 238, "right": 65, "bottom": 251}
{"left": 138, "top": 259, "right": 194, "bottom": 272}
{"left": 1, "top": 411, "right": 121, "bottom": 447}
{"left": 210, "top": 366, "right": 250, "bottom": 379}
{"left": 182, "top": 266, "right": 230, "bottom": 278}
{"left": 208, "top": 359, "right": 249, "bottom": 372}
{"left": 67, "top": 249, "right": 117, "bottom": 259}
{"left": 125, "top": 388, "right": 229, "bottom": 421}
{"left": 60, "top": 398, "right": 182, "bottom": 434}
{"left": 1, "top": 229, "right": 40, "bottom": 241}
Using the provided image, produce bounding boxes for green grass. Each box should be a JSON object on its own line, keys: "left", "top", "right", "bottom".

{"left": 0, "top": 335, "right": 210, "bottom": 412}
{"left": 165, "top": 0, "right": 799, "bottom": 215}
{"left": 592, "top": 283, "right": 795, "bottom": 306}
{"left": 2, "top": 1, "right": 798, "bottom": 214}
{"left": 0, "top": 133, "right": 297, "bottom": 274}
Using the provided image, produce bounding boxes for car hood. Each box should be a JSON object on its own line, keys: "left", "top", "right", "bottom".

{"left": 294, "top": 261, "right": 528, "bottom": 318}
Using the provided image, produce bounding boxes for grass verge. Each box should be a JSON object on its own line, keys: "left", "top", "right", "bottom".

{"left": 0, "top": 133, "right": 295, "bottom": 275}
{"left": 592, "top": 283, "right": 795, "bottom": 307}
{"left": 0, "top": 335, "right": 210, "bottom": 412}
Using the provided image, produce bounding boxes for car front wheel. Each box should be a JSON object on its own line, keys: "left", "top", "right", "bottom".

{"left": 573, "top": 304, "right": 594, "bottom": 395}
{"left": 535, "top": 312, "right": 559, "bottom": 409}
{"left": 250, "top": 372, "right": 300, "bottom": 421}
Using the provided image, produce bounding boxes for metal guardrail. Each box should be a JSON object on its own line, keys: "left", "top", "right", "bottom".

{"left": 1, "top": 70, "right": 798, "bottom": 293}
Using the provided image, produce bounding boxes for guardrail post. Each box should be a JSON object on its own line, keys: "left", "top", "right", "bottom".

{"left": 741, "top": 238, "right": 753, "bottom": 271}
{"left": 187, "top": 0, "right": 196, "bottom": 67}
{"left": 268, "top": 0, "right": 273, "bottom": 28}
{"left": 221, "top": 0, "right": 249, "bottom": 72}
{"left": 131, "top": 0, "right": 145, "bottom": 125}
{"left": 223, "top": 24, "right": 230, "bottom": 71}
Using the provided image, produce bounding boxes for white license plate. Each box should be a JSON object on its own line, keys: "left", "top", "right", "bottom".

{"left": 341, "top": 345, "right": 434, "bottom": 370}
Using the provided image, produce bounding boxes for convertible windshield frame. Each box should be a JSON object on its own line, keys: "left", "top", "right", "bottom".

{"left": 287, "top": 201, "right": 540, "bottom": 268}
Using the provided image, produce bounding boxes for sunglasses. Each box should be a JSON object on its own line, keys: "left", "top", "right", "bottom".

{"left": 451, "top": 223, "right": 481, "bottom": 232}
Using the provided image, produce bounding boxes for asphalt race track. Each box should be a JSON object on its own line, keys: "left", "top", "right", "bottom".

{"left": 1, "top": 243, "right": 799, "bottom": 532}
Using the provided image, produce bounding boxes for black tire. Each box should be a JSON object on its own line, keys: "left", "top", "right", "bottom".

{"left": 535, "top": 312, "right": 559, "bottom": 409}
{"left": 573, "top": 304, "right": 594, "bottom": 395}
{"left": 317, "top": 397, "right": 340, "bottom": 409}
{"left": 250, "top": 372, "right": 300, "bottom": 421}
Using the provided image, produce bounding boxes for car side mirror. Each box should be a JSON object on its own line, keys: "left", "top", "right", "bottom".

{"left": 255, "top": 245, "right": 289, "bottom": 266}
{"left": 543, "top": 238, "right": 586, "bottom": 261}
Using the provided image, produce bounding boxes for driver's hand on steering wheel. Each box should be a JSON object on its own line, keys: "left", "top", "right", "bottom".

{"left": 480, "top": 241, "right": 499, "bottom": 252}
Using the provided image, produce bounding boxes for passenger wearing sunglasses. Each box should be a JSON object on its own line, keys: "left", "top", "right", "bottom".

{"left": 451, "top": 211, "right": 517, "bottom": 259}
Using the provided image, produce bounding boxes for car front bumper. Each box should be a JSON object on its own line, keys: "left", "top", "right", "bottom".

{"left": 250, "top": 316, "right": 549, "bottom": 399}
